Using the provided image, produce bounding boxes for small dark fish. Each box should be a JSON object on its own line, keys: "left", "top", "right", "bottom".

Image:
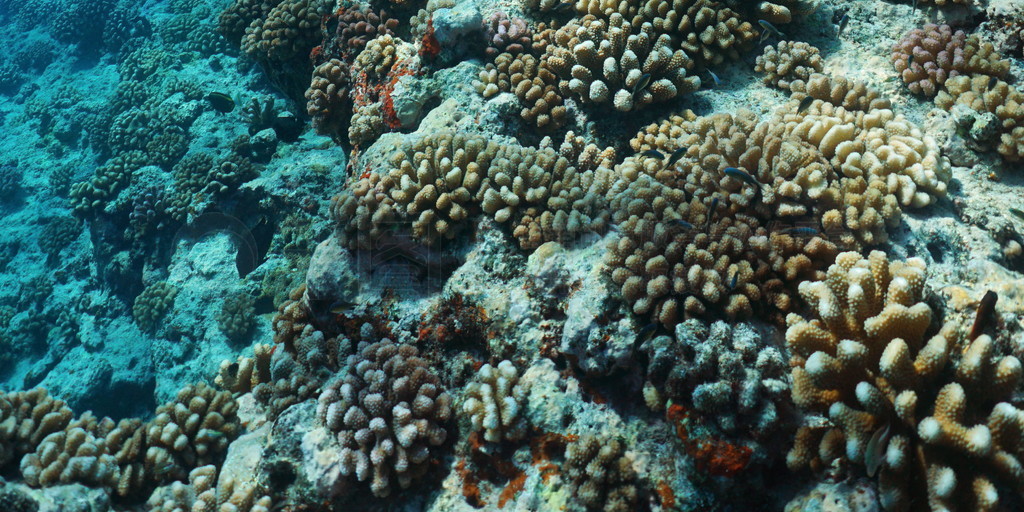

{"left": 272, "top": 113, "right": 304, "bottom": 142}
{"left": 865, "top": 423, "right": 890, "bottom": 478}
{"left": 206, "top": 92, "right": 235, "bottom": 113}
{"left": 330, "top": 299, "right": 358, "bottom": 315}
{"left": 155, "top": 462, "right": 177, "bottom": 476}
{"left": 633, "top": 73, "right": 652, "bottom": 97}
{"left": 797, "top": 96, "right": 814, "bottom": 113}
{"left": 969, "top": 290, "right": 998, "bottom": 341}
{"left": 724, "top": 167, "right": 760, "bottom": 188}
{"left": 912, "top": 0, "right": 918, "bottom": 12}
{"left": 779, "top": 226, "right": 820, "bottom": 236}
{"left": 758, "top": 20, "right": 784, "bottom": 42}
{"left": 668, "top": 219, "right": 694, "bottom": 230}
{"left": 552, "top": 2, "right": 573, "bottom": 13}
{"left": 705, "top": 196, "right": 720, "bottom": 230}
{"left": 989, "top": 75, "right": 999, "bottom": 89}
{"left": 667, "top": 146, "right": 687, "bottom": 167}
{"left": 1010, "top": 208, "right": 1024, "bottom": 220}
{"left": 636, "top": 322, "right": 659, "bottom": 345}
{"left": 706, "top": 69, "right": 721, "bottom": 88}
{"left": 640, "top": 149, "right": 664, "bottom": 160}
{"left": 837, "top": 13, "right": 849, "bottom": 34}
{"left": 907, "top": 54, "right": 914, "bottom": 67}
{"left": 728, "top": 269, "right": 738, "bottom": 289}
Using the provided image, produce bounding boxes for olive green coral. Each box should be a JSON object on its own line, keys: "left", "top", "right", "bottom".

{"left": 132, "top": 281, "right": 178, "bottom": 332}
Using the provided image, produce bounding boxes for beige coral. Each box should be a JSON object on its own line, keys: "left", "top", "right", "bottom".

{"left": 936, "top": 75, "right": 1024, "bottom": 163}
{"left": 544, "top": 14, "right": 700, "bottom": 112}
{"left": 786, "top": 251, "right": 1024, "bottom": 512}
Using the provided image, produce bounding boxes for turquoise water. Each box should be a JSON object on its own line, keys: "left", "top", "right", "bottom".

{"left": 1, "top": 0, "right": 1023, "bottom": 510}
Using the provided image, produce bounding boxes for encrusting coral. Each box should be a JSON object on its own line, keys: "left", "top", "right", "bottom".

{"left": 317, "top": 338, "right": 453, "bottom": 497}
{"left": 786, "top": 251, "right": 1024, "bottom": 512}
{"left": 462, "top": 360, "right": 530, "bottom": 443}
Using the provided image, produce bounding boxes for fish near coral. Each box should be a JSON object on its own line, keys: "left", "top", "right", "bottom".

{"left": 206, "top": 92, "right": 235, "bottom": 113}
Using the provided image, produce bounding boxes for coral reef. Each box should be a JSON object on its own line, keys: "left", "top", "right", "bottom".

{"left": 132, "top": 281, "right": 179, "bottom": 332}
{"left": 544, "top": 14, "right": 700, "bottom": 112}
{"left": 892, "top": 24, "right": 1009, "bottom": 98}
{"left": 317, "top": 338, "right": 453, "bottom": 497}
{"left": 462, "top": 360, "right": 530, "bottom": 443}
{"left": 786, "top": 251, "right": 1024, "bottom": 511}
{"left": 564, "top": 434, "right": 638, "bottom": 512}
{"left": 643, "top": 320, "right": 791, "bottom": 444}
{"left": 145, "top": 464, "right": 272, "bottom": 512}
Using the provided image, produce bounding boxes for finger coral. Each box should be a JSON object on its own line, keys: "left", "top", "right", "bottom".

{"left": 462, "top": 360, "right": 530, "bottom": 443}
{"left": 474, "top": 51, "right": 567, "bottom": 130}
{"left": 317, "top": 338, "right": 453, "bottom": 497}
{"left": 643, "top": 320, "right": 791, "bottom": 445}
{"left": 146, "top": 464, "right": 272, "bottom": 512}
{"left": 755, "top": 40, "right": 823, "bottom": 89}
{"left": 544, "top": 14, "right": 700, "bottom": 112}
{"left": 332, "top": 132, "right": 613, "bottom": 250}
{"left": 786, "top": 251, "right": 1024, "bottom": 512}
{"left": 892, "top": 24, "right": 1009, "bottom": 97}
{"left": 132, "top": 281, "right": 179, "bottom": 332}
{"left": 935, "top": 75, "right": 1024, "bottom": 162}
{"left": 564, "top": 434, "right": 638, "bottom": 512}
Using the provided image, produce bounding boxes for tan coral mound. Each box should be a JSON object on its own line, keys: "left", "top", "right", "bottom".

{"left": 786, "top": 251, "right": 1024, "bottom": 512}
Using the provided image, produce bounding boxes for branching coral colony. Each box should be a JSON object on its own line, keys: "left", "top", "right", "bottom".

{"left": 10, "top": 0, "right": 1024, "bottom": 511}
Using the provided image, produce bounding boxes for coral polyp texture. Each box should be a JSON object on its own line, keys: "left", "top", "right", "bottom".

{"left": 317, "top": 338, "right": 453, "bottom": 497}
{"left": 544, "top": 14, "right": 700, "bottom": 112}
{"left": 935, "top": 75, "right": 1024, "bottom": 162}
{"left": 462, "top": 360, "right": 530, "bottom": 443}
{"left": 786, "top": 251, "right": 1024, "bottom": 512}
{"left": 564, "top": 434, "right": 638, "bottom": 512}
{"left": 892, "top": 24, "right": 1009, "bottom": 97}
{"left": 332, "top": 132, "right": 612, "bottom": 250}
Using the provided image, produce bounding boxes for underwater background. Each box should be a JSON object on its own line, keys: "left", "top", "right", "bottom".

{"left": 1, "top": 0, "right": 1023, "bottom": 510}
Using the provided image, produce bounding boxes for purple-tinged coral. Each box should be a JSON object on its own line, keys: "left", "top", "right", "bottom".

{"left": 483, "top": 12, "right": 531, "bottom": 58}
{"left": 892, "top": 24, "right": 1009, "bottom": 97}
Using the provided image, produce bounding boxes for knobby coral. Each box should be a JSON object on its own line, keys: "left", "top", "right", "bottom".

{"left": 786, "top": 251, "right": 1024, "bottom": 512}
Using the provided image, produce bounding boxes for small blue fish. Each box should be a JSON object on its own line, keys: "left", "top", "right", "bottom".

{"left": 1010, "top": 208, "right": 1024, "bottom": 220}
{"left": 640, "top": 149, "right": 664, "bottom": 160}
{"left": 989, "top": 76, "right": 999, "bottom": 89}
{"left": 724, "top": 167, "right": 760, "bottom": 188}
{"left": 706, "top": 69, "right": 721, "bottom": 88}
{"left": 837, "top": 13, "right": 849, "bottom": 34}
{"left": 667, "top": 147, "right": 687, "bottom": 167}
{"left": 728, "top": 269, "right": 738, "bottom": 289}
{"left": 779, "top": 226, "right": 820, "bottom": 236}
{"left": 907, "top": 54, "right": 914, "bottom": 67}
{"left": 758, "top": 20, "right": 785, "bottom": 42}
{"left": 668, "top": 219, "right": 694, "bottom": 230}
